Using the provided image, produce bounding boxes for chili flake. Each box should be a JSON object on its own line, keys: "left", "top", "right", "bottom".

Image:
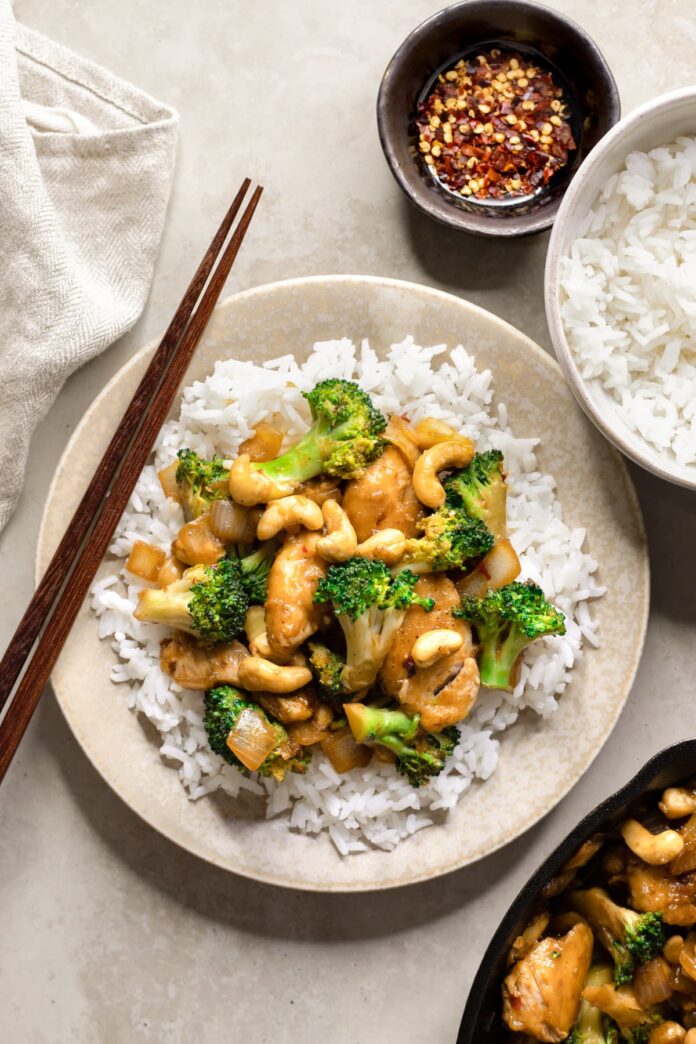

{"left": 415, "top": 48, "right": 576, "bottom": 201}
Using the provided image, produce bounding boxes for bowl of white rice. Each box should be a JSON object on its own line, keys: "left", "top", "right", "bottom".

{"left": 546, "top": 86, "right": 696, "bottom": 489}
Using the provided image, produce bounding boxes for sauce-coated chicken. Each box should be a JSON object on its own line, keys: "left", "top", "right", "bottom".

{"left": 255, "top": 689, "right": 317, "bottom": 724}
{"left": 379, "top": 575, "right": 479, "bottom": 731}
{"left": 296, "top": 476, "right": 343, "bottom": 507}
{"left": 628, "top": 861, "right": 696, "bottom": 926}
{"left": 265, "top": 530, "right": 330, "bottom": 656}
{"left": 502, "top": 923, "right": 594, "bottom": 1042}
{"left": 160, "top": 633, "right": 249, "bottom": 690}
{"left": 343, "top": 445, "right": 423, "bottom": 542}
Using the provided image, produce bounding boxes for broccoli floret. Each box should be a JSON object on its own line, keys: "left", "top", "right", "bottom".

{"left": 314, "top": 557, "right": 434, "bottom": 693}
{"left": 565, "top": 966, "right": 619, "bottom": 1044}
{"left": 622, "top": 1031, "right": 651, "bottom": 1044}
{"left": 231, "top": 541, "right": 277, "bottom": 604}
{"left": 570, "top": 889, "right": 666, "bottom": 987}
{"left": 203, "top": 685, "right": 311, "bottom": 780}
{"left": 444, "top": 450, "right": 507, "bottom": 539}
{"left": 344, "top": 704, "right": 458, "bottom": 787}
{"left": 253, "top": 379, "right": 386, "bottom": 485}
{"left": 175, "top": 448, "right": 229, "bottom": 519}
{"left": 135, "top": 558, "right": 248, "bottom": 645}
{"left": 454, "top": 580, "right": 566, "bottom": 691}
{"left": 403, "top": 506, "right": 494, "bottom": 573}
{"left": 307, "top": 641, "right": 345, "bottom": 706}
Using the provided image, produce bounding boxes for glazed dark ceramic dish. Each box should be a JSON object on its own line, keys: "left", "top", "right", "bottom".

{"left": 457, "top": 740, "right": 696, "bottom": 1042}
{"left": 377, "top": 0, "right": 620, "bottom": 237}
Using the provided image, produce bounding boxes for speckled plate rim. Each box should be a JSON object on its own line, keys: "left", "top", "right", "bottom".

{"left": 545, "top": 85, "right": 696, "bottom": 491}
{"left": 37, "top": 274, "right": 649, "bottom": 892}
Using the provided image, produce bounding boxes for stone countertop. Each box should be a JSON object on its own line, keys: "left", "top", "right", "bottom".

{"left": 2, "top": 2, "right": 695, "bottom": 1041}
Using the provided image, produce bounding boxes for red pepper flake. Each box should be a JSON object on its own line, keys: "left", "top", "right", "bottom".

{"left": 415, "top": 48, "right": 576, "bottom": 201}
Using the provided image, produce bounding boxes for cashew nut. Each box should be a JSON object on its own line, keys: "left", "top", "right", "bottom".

{"left": 411, "top": 628, "right": 464, "bottom": 668}
{"left": 243, "top": 606, "right": 305, "bottom": 664}
{"left": 663, "top": 935, "right": 685, "bottom": 964}
{"left": 620, "top": 818, "right": 685, "bottom": 865}
{"left": 650, "top": 1024, "right": 687, "bottom": 1044}
{"left": 256, "top": 494, "right": 323, "bottom": 540}
{"left": 412, "top": 439, "right": 475, "bottom": 508}
{"left": 355, "top": 528, "right": 406, "bottom": 565}
{"left": 316, "top": 500, "right": 358, "bottom": 562}
{"left": 228, "top": 453, "right": 295, "bottom": 507}
{"left": 412, "top": 417, "right": 469, "bottom": 449}
{"left": 660, "top": 787, "right": 696, "bottom": 820}
{"left": 237, "top": 656, "right": 312, "bottom": 693}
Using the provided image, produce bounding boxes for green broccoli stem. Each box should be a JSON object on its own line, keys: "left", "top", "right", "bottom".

{"left": 253, "top": 420, "right": 331, "bottom": 484}
{"left": 241, "top": 541, "right": 276, "bottom": 573}
{"left": 478, "top": 628, "right": 528, "bottom": 690}
{"left": 347, "top": 704, "right": 420, "bottom": 745}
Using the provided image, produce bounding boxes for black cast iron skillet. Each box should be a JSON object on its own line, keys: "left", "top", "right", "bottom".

{"left": 457, "top": 740, "right": 696, "bottom": 1042}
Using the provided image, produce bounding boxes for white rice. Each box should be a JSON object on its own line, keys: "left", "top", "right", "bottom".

{"left": 559, "top": 136, "right": 696, "bottom": 471}
{"left": 90, "top": 337, "right": 604, "bottom": 855}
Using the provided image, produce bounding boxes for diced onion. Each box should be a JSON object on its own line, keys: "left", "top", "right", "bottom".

{"left": 458, "top": 538, "right": 521, "bottom": 597}
{"left": 209, "top": 498, "right": 258, "bottom": 543}
{"left": 320, "top": 727, "right": 372, "bottom": 773}
{"left": 384, "top": 415, "right": 420, "bottom": 469}
{"left": 157, "top": 556, "right": 184, "bottom": 587}
{"left": 634, "top": 957, "right": 674, "bottom": 1007}
{"left": 173, "top": 514, "right": 226, "bottom": 566}
{"left": 288, "top": 720, "right": 328, "bottom": 747}
{"left": 158, "top": 459, "right": 179, "bottom": 499}
{"left": 679, "top": 934, "right": 696, "bottom": 982}
{"left": 672, "top": 813, "right": 696, "bottom": 875}
{"left": 239, "top": 422, "right": 284, "bottom": 462}
{"left": 126, "top": 540, "right": 166, "bottom": 582}
{"left": 226, "top": 708, "right": 278, "bottom": 771}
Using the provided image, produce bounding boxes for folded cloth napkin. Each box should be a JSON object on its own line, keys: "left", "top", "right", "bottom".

{"left": 0, "top": 1, "right": 178, "bottom": 530}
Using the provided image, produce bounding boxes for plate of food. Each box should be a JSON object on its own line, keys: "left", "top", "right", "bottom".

{"left": 37, "top": 275, "right": 648, "bottom": 891}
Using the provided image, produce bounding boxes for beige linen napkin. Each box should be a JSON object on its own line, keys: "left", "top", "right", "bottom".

{"left": 0, "top": 2, "right": 178, "bottom": 530}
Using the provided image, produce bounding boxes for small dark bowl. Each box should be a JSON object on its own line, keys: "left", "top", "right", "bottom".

{"left": 457, "top": 740, "right": 696, "bottom": 1042}
{"left": 377, "top": 0, "right": 620, "bottom": 237}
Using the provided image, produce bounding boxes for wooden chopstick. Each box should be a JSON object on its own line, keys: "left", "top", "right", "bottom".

{"left": 0, "top": 179, "right": 263, "bottom": 783}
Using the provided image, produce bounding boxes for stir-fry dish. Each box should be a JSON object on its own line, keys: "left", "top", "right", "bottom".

{"left": 502, "top": 781, "right": 696, "bottom": 1043}
{"left": 126, "top": 378, "right": 566, "bottom": 787}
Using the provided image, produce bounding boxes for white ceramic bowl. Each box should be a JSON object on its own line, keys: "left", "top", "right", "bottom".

{"left": 545, "top": 86, "right": 696, "bottom": 490}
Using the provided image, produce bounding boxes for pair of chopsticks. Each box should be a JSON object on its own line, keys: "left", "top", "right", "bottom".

{"left": 0, "top": 178, "right": 263, "bottom": 783}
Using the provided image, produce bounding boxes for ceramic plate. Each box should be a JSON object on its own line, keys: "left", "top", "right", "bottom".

{"left": 37, "top": 276, "right": 649, "bottom": 892}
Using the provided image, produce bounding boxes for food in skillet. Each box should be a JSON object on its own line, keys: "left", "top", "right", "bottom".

{"left": 129, "top": 377, "right": 565, "bottom": 788}
{"left": 501, "top": 781, "right": 696, "bottom": 1043}
{"left": 92, "top": 336, "right": 603, "bottom": 853}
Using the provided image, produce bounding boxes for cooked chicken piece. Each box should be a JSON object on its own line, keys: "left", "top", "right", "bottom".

{"left": 581, "top": 983, "right": 653, "bottom": 1031}
{"left": 160, "top": 633, "right": 249, "bottom": 690}
{"left": 343, "top": 445, "right": 423, "bottom": 542}
{"left": 172, "top": 513, "right": 225, "bottom": 566}
{"left": 628, "top": 861, "right": 696, "bottom": 926}
{"left": 502, "top": 924, "right": 594, "bottom": 1041}
{"left": 295, "top": 476, "right": 343, "bottom": 507}
{"left": 265, "top": 530, "right": 330, "bottom": 656}
{"left": 379, "top": 575, "right": 479, "bottom": 731}
{"left": 255, "top": 688, "right": 318, "bottom": 724}
{"left": 541, "top": 871, "right": 578, "bottom": 901}
{"left": 563, "top": 836, "right": 605, "bottom": 872}
{"left": 508, "top": 912, "right": 551, "bottom": 966}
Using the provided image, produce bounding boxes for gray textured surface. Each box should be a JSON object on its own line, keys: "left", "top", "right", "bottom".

{"left": 1, "top": 2, "right": 695, "bottom": 1042}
